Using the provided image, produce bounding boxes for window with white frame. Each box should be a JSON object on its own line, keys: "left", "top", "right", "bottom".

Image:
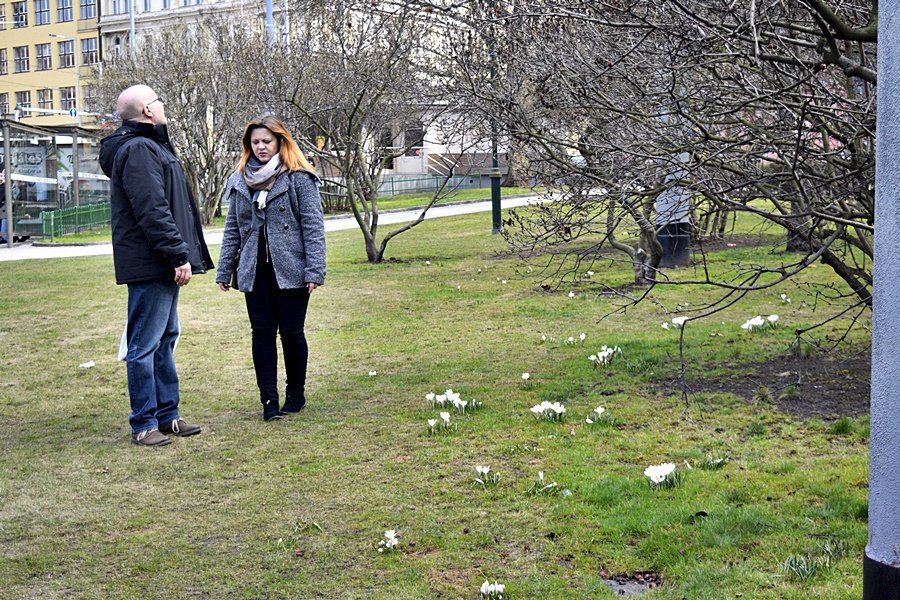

{"left": 0, "top": 49, "right": 7, "bottom": 75}
{"left": 58, "top": 0, "right": 73, "bottom": 21}
{"left": 60, "top": 86, "right": 76, "bottom": 110}
{"left": 143, "top": 0, "right": 151, "bottom": 10}
{"left": 12, "top": 1, "right": 27, "bottom": 27}
{"left": 15, "top": 91, "right": 31, "bottom": 109}
{"left": 36, "top": 43, "right": 51, "bottom": 70}
{"left": 111, "top": 0, "right": 126, "bottom": 14}
{"left": 81, "top": 37, "right": 98, "bottom": 65}
{"left": 0, "top": 93, "right": 8, "bottom": 115}
{"left": 0, "top": 5, "right": 7, "bottom": 30}
{"left": 162, "top": 0, "right": 170, "bottom": 7}
{"left": 58, "top": 40, "right": 75, "bottom": 67}
{"left": 79, "top": 0, "right": 95, "bottom": 19}
{"left": 35, "top": 0, "right": 50, "bottom": 24}
{"left": 38, "top": 88, "right": 53, "bottom": 109}
{"left": 13, "top": 46, "right": 29, "bottom": 73}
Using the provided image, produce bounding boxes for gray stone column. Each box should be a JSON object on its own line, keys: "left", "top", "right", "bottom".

{"left": 866, "top": 5, "right": 900, "bottom": 598}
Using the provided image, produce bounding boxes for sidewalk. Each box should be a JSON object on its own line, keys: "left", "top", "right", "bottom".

{"left": 0, "top": 195, "right": 546, "bottom": 262}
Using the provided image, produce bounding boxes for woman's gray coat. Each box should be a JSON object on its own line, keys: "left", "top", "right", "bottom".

{"left": 215, "top": 170, "right": 326, "bottom": 292}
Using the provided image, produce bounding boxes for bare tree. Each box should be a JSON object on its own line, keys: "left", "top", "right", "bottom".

{"left": 89, "top": 20, "right": 265, "bottom": 224}
{"left": 264, "top": 1, "right": 484, "bottom": 263}
{"left": 438, "top": 0, "right": 875, "bottom": 334}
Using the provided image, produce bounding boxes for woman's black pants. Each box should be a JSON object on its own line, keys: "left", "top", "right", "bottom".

{"left": 245, "top": 248, "right": 310, "bottom": 408}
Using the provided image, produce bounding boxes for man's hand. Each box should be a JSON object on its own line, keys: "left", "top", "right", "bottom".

{"left": 218, "top": 282, "right": 231, "bottom": 292}
{"left": 174, "top": 263, "right": 192, "bottom": 286}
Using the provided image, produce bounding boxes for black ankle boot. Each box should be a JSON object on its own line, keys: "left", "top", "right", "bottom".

{"left": 282, "top": 394, "right": 306, "bottom": 414}
{"left": 262, "top": 398, "right": 285, "bottom": 422}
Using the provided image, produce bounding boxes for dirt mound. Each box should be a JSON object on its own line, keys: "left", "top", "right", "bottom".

{"left": 656, "top": 353, "right": 870, "bottom": 420}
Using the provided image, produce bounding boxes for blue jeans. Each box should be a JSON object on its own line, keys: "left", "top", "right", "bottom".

{"left": 125, "top": 281, "right": 181, "bottom": 433}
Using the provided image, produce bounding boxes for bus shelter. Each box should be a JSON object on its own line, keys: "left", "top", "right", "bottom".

{"left": 1, "top": 119, "right": 109, "bottom": 248}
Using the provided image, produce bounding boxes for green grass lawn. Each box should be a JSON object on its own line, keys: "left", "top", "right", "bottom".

{"left": 0, "top": 210, "right": 868, "bottom": 598}
{"left": 41, "top": 186, "right": 541, "bottom": 244}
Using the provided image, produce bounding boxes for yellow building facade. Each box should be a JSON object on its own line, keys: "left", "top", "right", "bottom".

{"left": 0, "top": 0, "right": 100, "bottom": 127}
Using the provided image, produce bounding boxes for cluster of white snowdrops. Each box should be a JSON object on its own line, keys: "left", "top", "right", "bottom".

{"left": 741, "top": 314, "right": 779, "bottom": 332}
{"left": 588, "top": 345, "right": 622, "bottom": 367}
{"left": 480, "top": 579, "right": 506, "bottom": 598}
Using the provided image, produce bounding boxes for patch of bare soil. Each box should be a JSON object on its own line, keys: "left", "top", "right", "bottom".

{"left": 655, "top": 353, "right": 870, "bottom": 420}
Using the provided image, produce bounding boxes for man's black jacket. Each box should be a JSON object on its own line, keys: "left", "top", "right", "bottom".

{"left": 99, "top": 120, "right": 213, "bottom": 285}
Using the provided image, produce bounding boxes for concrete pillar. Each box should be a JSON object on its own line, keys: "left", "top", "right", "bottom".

{"left": 866, "top": 6, "right": 900, "bottom": 598}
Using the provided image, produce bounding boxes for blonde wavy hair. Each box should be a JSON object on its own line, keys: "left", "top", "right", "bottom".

{"left": 236, "top": 114, "right": 315, "bottom": 173}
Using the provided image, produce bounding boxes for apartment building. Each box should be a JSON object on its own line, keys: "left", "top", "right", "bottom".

{"left": 0, "top": 0, "right": 101, "bottom": 127}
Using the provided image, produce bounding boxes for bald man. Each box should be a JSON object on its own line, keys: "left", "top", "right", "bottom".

{"left": 99, "top": 85, "right": 213, "bottom": 447}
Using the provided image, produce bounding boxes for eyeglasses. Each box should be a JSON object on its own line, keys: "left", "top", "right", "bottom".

{"left": 147, "top": 96, "right": 164, "bottom": 107}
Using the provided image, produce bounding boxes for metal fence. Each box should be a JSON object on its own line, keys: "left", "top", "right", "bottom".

{"left": 320, "top": 174, "right": 484, "bottom": 214}
{"left": 40, "top": 202, "right": 111, "bottom": 241}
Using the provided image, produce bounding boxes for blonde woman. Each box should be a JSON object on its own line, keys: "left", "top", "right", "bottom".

{"left": 217, "top": 115, "right": 326, "bottom": 421}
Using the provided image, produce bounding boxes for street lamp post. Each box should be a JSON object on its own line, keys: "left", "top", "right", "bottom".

{"left": 487, "top": 0, "right": 502, "bottom": 234}
{"left": 866, "top": 8, "right": 900, "bottom": 599}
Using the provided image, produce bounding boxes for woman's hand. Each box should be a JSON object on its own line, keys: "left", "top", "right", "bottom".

{"left": 218, "top": 282, "right": 231, "bottom": 292}
{"left": 307, "top": 282, "right": 318, "bottom": 294}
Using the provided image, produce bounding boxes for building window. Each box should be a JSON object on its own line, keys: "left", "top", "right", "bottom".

{"left": 38, "top": 88, "right": 53, "bottom": 109}
{"left": 0, "top": 5, "right": 7, "bottom": 30}
{"left": 12, "top": 1, "right": 27, "bottom": 27}
{"left": 58, "top": 0, "right": 73, "bottom": 21}
{"left": 0, "top": 93, "right": 8, "bottom": 115}
{"left": 60, "top": 86, "right": 76, "bottom": 110}
{"left": 111, "top": 0, "right": 126, "bottom": 13}
{"left": 35, "top": 0, "right": 50, "bottom": 24}
{"left": 13, "top": 46, "right": 29, "bottom": 73}
{"left": 36, "top": 43, "right": 52, "bottom": 70}
{"left": 0, "top": 49, "right": 7, "bottom": 75}
{"left": 15, "top": 91, "right": 31, "bottom": 110}
{"left": 162, "top": 0, "right": 170, "bottom": 7}
{"left": 58, "top": 40, "right": 75, "bottom": 67}
{"left": 81, "top": 38, "right": 98, "bottom": 65}
{"left": 143, "top": 0, "right": 151, "bottom": 10}
{"left": 79, "top": 0, "right": 95, "bottom": 19}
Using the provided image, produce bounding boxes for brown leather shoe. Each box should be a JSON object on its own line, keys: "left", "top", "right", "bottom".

{"left": 131, "top": 428, "right": 171, "bottom": 447}
{"left": 159, "top": 419, "right": 202, "bottom": 437}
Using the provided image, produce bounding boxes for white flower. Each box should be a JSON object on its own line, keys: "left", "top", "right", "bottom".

{"left": 741, "top": 315, "right": 767, "bottom": 331}
{"left": 538, "top": 470, "right": 545, "bottom": 483}
{"left": 427, "top": 419, "right": 437, "bottom": 428}
{"left": 481, "top": 580, "right": 492, "bottom": 596}
{"left": 439, "top": 411, "right": 451, "bottom": 424}
{"left": 593, "top": 406, "right": 606, "bottom": 417}
{"left": 671, "top": 316, "right": 688, "bottom": 328}
{"left": 368, "top": 370, "right": 377, "bottom": 376}
{"left": 661, "top": 322, "right": 669, "bottom": 330}
{"left": 568, "top": 291, "right": 576, "bottom": 298}
{"left": 579, "top": 333, "right": 586, "bottom": 342}
{"left": 566, "top": 336, "right": 575, "bottom": 344}
{"left": 644, "top": 462, "right": 677, "bottom": 484}
{"left": 587, "top": 270, "right": 594, "bottom": 276}
{"left": 476, "top": 465, "right": 491, "bottom": 476}
{"left": 501, "top": 279, "right": 507, "bottom": 284}
{"left": 767, "top": 314, "right": 779, "bottom": 323}
{"left": 78, "top": 360, "right": 95, "bottom": 369}
{"left": 435, "top": 394, "right": 447, "bottom": 405}
{"left": 425, "top": 392, "right": 435, "bottom": 402}
{"left": 588, "top": 354, "right": 597, "bottom": 363}
{"left": 541, "top": 334, "right": 547, "bottom": 341}
{"left": 425, "top": 260, "right": 431, "bottom": 265}
{"left": 522, "top": 372, "right": 531, "bottom": 381}
{"left": 585, "top": 417, "right": 594, "bottom": 424}
{"left": 445, "top": 389, "right": 460, "bottom": 403}
{"left": 780, "top": 293, "right": 791, "bottom": 304}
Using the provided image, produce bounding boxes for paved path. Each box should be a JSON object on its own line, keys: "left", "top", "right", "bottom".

{"left": 0, "top": 195, "right": 546, "bottom": 262}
